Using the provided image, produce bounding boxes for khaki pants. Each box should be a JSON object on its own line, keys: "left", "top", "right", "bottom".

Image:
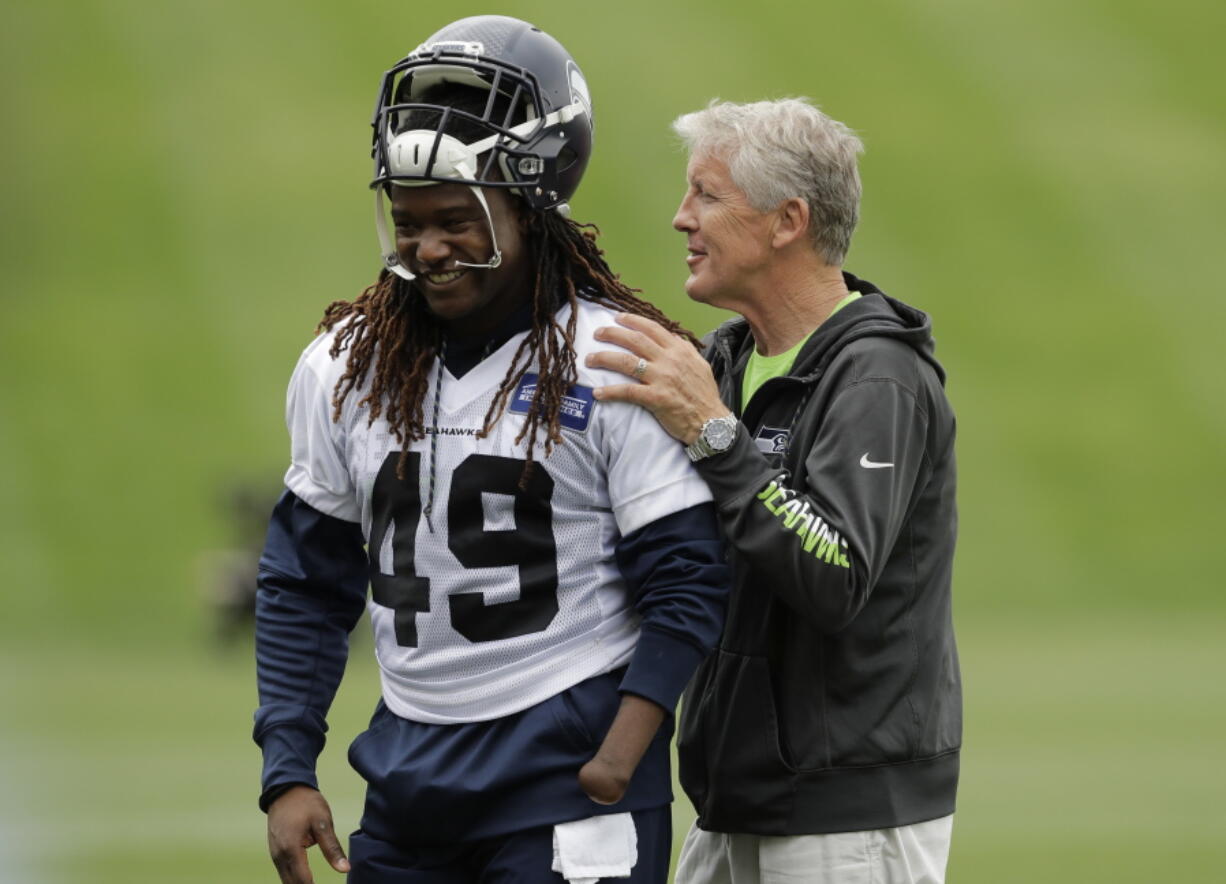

{"left": 674, "top": 815, "right": 953, "bottom": 884}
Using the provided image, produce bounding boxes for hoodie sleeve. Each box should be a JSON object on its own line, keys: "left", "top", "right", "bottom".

{"left": 693, "top": 357, "right": 931, "bottom": 633}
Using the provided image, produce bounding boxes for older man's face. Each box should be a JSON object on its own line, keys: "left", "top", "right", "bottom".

{"left": 672, "top": 151, "right": 776, "bottom": 307}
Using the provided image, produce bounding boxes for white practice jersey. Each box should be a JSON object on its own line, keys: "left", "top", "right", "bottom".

{"left": 284, "top": 300, "right": 712, "bottom": 723}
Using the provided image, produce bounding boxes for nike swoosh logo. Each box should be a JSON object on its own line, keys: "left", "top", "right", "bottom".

{"left": 860, "top": 453, "right": 894, "bottom": 469}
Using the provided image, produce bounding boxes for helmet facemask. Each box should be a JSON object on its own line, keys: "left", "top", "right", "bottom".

{"left": 370, "top": 26, "right": 593, "bottom": 280}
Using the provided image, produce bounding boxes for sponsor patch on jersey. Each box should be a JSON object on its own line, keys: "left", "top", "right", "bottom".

{"left": 754, "top": 425, "right": 791, "bottom": 455}
{"left": 507, "top": 373, "right": 594, "bottom": 433}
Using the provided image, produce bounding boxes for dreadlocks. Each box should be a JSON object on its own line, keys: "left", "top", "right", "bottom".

{"left": 318, "top": 208, "right": 700, "bottom": 480}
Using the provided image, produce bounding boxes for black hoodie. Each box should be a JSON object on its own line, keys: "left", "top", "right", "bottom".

{"left": 678, "top": 271, "right": 961, "bottom": 835}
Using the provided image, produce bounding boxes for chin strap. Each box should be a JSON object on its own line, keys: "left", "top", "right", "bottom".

{"left": 375, "top": 189, "right": 416, "bottom": 281}
{"left": 450, "top": 170, "right": 503, "bottom": 272}
{"left": 375, "top": 101, "right": 586, "bottom": 281}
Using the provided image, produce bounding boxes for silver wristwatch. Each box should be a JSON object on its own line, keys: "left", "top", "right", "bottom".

{"left": 685, "top": 414, "right": 739, "bottom": 462}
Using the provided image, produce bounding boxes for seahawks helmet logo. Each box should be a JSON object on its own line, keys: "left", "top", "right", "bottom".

{"left": 566, "top": 61, "right": 592, "bottom": 122}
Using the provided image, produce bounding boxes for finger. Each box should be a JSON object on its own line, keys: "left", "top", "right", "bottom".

{"left": 313, "top": 818, "right": 351, "bottom": 874}
{"left": 592, "top": 382, "right": 653, "bottom": 405}
{"left": 584, "top": 350, "right": 646, "bottom": 380}
{"left": 593, "top": 323, "right": 660, "bottom": 358}
{"left": 614, "top": 312, "right": 674, "bottom": 346}
{"left": 272, "top": 845, "right": 315, "bottom": 884}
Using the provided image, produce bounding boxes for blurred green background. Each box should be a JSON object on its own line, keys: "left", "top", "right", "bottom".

{"left": 2, "top": 0, "right": 1224, "bottom": 881}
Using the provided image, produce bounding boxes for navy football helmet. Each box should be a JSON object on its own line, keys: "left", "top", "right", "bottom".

{"left": 370, "top": 16, "right": 594, "bottom": 279}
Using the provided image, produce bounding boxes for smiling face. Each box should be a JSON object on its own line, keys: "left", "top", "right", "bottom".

{"left": 672, "top": 151, "right": 777, "bottom": 308}
{"left": 391, "top": 181, "right": 531, "bottom": 337}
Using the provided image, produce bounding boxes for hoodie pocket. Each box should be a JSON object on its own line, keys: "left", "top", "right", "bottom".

{"left": 682, "top": 650, "right": 796, "bottom": 823}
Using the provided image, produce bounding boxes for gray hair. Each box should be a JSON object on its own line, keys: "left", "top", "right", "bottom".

{"left": 672, "top": 98, "right": 864, "bottom": 266}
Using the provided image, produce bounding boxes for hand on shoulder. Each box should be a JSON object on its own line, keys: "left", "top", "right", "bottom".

{"left": 587, "top": 313, "right": 727, "bottom": 445}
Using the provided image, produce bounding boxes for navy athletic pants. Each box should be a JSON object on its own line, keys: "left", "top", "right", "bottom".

{"left": 346, "top": 670, "right": 673, "bottom": 847}
{"left": 347, "top": 804, "right": 671, "bottom": 883}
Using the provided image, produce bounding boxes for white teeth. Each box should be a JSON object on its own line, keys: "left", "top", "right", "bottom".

{"left": 425, "top": 269, "right": 465, "bottom": 284}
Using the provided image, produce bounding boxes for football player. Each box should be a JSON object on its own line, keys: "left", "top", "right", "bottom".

{"left": 252, "top": 15, "right": 728, "bottom": 884}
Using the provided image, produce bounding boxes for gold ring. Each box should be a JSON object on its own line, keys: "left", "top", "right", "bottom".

{"left": 632, "top": 357, "right": 648, "bottom": 380}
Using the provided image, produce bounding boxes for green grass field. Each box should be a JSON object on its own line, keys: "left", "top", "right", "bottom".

{"left": 4, "top": 612, "right": 1223, "bottom": 882}
{"left": 2, "top": 0, "right": 1224, "bottom": 880}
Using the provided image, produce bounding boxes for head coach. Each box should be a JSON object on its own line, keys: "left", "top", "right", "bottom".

{"left": 587, "top": 98, "right": 961, "bottom": 883}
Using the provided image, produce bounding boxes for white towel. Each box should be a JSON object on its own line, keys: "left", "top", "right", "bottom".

{"left": 551, "top": 812, "right": 638, "bottom": 884}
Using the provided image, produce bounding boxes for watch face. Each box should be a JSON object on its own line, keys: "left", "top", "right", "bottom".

{"left": 706, "top": 418, "right": 736, "bottom": 450}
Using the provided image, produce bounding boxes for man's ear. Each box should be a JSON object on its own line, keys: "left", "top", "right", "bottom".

{"left": 771, "top": 197, "right": 810, "bottom": 249}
